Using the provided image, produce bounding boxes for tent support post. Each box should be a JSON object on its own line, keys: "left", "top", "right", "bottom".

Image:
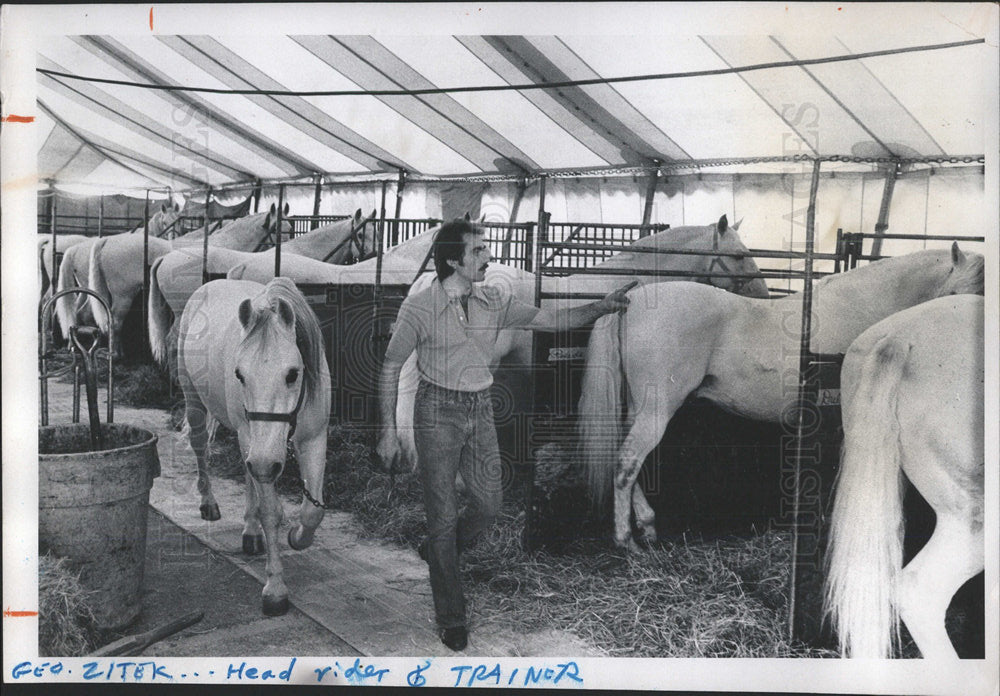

{"left": 311, "top": 174, "right": 323, "bottom": 230}
{"left": 640, "top": 163, "right": 660, "bottom": 235}
{"left": 869, "top": 162, "right": 899, "bottom": 258}
{"left": 525, "top": 175, "right": 548, "bottom": 553}
{"left": 392, "top": 170, "right": 406, "bottom": 246}
{"left": 501, "top": 178, "right": 527, "bottom": 263}
{"left": 274, "top": 184, "right": 286, "bottom": 277}
{"left": 252, "top": 178, "right": 262, "bottom": 213}
{"left": 201, "top": 188, "right": 212, "bottom": 285}
{"left": 788, "top": 159, "right": 821, "bottom": 642}
{"left": 98, "top": 195, "right": 104, "bottom": 238}
{"left": 49, "top": 181, "right": 57, "bottom": 298}
{"left": 141, "top": 190, "right": 151, "bottom": 352}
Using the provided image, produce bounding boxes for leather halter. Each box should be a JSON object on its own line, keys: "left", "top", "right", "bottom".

{"left": 243, "top": 379, "right": 307, "bottom": 441}
{"left": 704, "top": 226, "right": 754, "bottom": 295}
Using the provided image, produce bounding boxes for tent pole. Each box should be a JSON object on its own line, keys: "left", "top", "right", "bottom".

{"left": 141, "top": 190, "right": 151, "bottom": 355}
{"left": 869, "top": 162, "right": 899, "bottom": 258}
{"left": 274, "top": 184, "right": 286, "bottom": 277}
{"left": 201, "top": 187, "right": 212, "bottom": 285}
{"left": 640, "top": 163, "right": 660, "bottom": 235}
{"left": 311, "top": 174, "right": 323, "bottom": 230}
{"left": 49, "top": 181, "right": 57, "bottom": 300}
{"left": 788, "top": 159, "right": 821, "bottom": 642}
{"left": 392, "top": 170, "right": 406, "bottom": 246}
{"left": 98, "top": 195, "right": 104, "bottom": 238}
{"left": 501, "top": 178, "right": 527, "bottom": 263}
{"left": 252, "top": 178, "right": 262, "bottom": 213}
{"left": 525, "top": 175, "right": 548, "bottom": 553}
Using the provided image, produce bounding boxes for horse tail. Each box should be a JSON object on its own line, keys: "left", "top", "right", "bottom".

{"left": 147, "top": 255, "right": 173, "bottom": 368}
{"left": 87, "top": 237, "right": 112, "bottom": 334}
{"left": 578, "top": 311, "right": 624, "bottom": 511}
{"left": 54, "top": 246, "right": 82, "bottom": 335}
{"left": 823, "top": 337, "right": 910, "bottom": 659}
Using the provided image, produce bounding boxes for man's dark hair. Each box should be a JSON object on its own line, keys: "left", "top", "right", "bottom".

{"left": 433, "top": 218, "right": 481, "bottom": 280}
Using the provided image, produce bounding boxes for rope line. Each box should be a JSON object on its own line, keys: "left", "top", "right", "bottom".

{"left": 37, "top": 38, "right": 984, "bottom": 98}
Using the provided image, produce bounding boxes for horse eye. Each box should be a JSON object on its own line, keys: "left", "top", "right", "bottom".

{"left": 286, "top": 368, "right": 299, "bottom": 385}
{"left": 234, "top": 369, "right": 244, "bottom": 383}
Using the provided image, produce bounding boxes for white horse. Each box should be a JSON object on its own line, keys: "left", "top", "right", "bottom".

{"left": 392, "top": 216, "right": 770, "bottom": 467}
{"left": 87, "top": 204, "right": 290, "bottom": 359}
{"left": 824, "top": 294, "right": 984, "bottom": 660}
{"left": 39, "top": 234, "right": 91, "bottom": 303}
{"left": 148, "top": 208, "right": 376, "bottom": 370}
{"left": 53, "top": 202, "right": 182, "bottom": 339}
{"left": 177, "top": 277, "right": 331, "bottom": 616}
{"left": 578, "top": 244, "right": 984, "bottom": 550}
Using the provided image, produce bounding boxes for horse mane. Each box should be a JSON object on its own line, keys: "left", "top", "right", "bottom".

{"left": 240, "top": 277, "right": 326, "bottom": 403}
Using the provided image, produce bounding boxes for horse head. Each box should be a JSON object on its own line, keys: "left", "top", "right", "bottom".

{"left": 938, "top": 242, "right": 984, "bottom": 297}
{"left": 152, "top": 200, "right": 184, "bottom": 239}
{"left": 235, "top": 278, "right": 325, "bottom": 484}
{"left": 350, "top": 208, "right": 379, "bottom": 262}
{"left": 702, "top": 215, "right": 770, "bottom": 298}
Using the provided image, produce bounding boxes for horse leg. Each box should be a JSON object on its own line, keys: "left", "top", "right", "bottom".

{"left": 182, "top": 393, "right": 220, "bottom": 521}
{"left": 631, "top": 487, "right": 658, "bottom": 546}
{"left": 897, "top": 516, "right": 984, "bottom": 659}
{"left": 241, "top": 470, "right": 265, "bottom": 555}
{"left": 255, "top": 480, "right": 289, "bottom": 616}
{"left": 287, "top": 434, "right": 326, "bottom": 551}
{"left": 614, "top": 411, "right": 670, "bottom": 552}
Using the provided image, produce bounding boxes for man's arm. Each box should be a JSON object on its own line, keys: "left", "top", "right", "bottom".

{"left": 375, "top": 305, "right": 419, "bottom": 471}
{"left": 524, "top": 280, "right": 638, "bottom": 332}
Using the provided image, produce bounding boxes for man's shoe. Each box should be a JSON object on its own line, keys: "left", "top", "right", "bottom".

{"left": 440, "top": 626, "right": 468, "bottom": 651}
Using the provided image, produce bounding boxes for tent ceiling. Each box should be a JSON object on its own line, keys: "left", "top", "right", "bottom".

{"left": 34, "top": 32, "right": 990, "bottom": 194}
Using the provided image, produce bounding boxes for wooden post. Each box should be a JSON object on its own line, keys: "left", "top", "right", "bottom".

{"left": 788, "top": 159, "right": 821, "bottom": 641}
{"left": 201, "top": 188, "right": 212, "bottom": 285}
{"left": 392, "top": 170, "right": 406, "bottom": 246}
{"left": 274, "top": 184, "right": 286, "bottom": 277}
{"left": 311, "top": 174, "right": 323, "bottom": 231}
{"left": 869, "top": 162, "right": 898, "bottom": 258}
{"left": 640, "top": 164, "right": 660, "bottom": 235}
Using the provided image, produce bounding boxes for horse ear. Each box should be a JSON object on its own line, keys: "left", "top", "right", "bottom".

{"left": 238, "top": 299, "right": 254, "bottom": 329}
{"left": 283, "top": 201, "right": 290, "bottom": 216}
{"left": 263, "top": 210, "right": 273, "bottom": 229}
{"left": 269, "top": 202, "right": 277, "bottom": 215}
{"left": 370, "top": 208, "right": 377, "bottom": 220}
{"left": 951, "top": 241, "right": 966, "bottom": 266}
{"left": 275, "top": 298, "right": 295, "bottom": 330}
{"left": 464, "top": 211, "right": 472, "bottom": 221}
{"left": 732, "top": 217, "right": 743, "bottom": 232}
{"left": 717, "top": 215, "right": 729, "bottom": 234}
{"left": 160, "top": 202, "right": 168, "bottom": 213}
{"left": 354, "top": 208, "right": 362, "bottom": 221}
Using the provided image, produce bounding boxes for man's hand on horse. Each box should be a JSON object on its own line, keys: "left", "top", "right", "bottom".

{"left": 375, "top": 433, "right": 401, "bottom": 474}
{"left": 601, "top": 280, "right": 638, "bottom": 314}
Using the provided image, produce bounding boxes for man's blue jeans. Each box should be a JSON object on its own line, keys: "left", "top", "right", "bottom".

{"left": 413, "top": 380, "right": 503, "bottom": 629}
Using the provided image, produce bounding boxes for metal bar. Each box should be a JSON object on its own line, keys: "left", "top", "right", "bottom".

{"left": 869, "top": 163, "right": 898, "bottom": 257}
{"left": 536, "top": 240, "right": 840, "bottom": 262}
{"left": 393, "top": 170, "right": 407, "bottom": 246}
{"left": 501, "top": 178, "right": 528, "bottom": 263}
{"left": 141, "top": 190, "right": 151, "bottom": 352}
{"left": 788, "top": 158, "right": 822, "bottom": 641}
{"left": 311, "top": 174, "right": 323, "bottom": 231}
{"left": 200, "top": 188, "right": 212, "bottom": 284}
{"left": 49, "top": 184, "right": 57, "bottom": 298}
{"left": 526, "top": 176, "right": 548, "bottom": 553}
{"left": 640, "top": 165, "right": 660, "bottom": 232}
{"left": 98, "top": 195, "right": 104, "bottom": 238}
{"left": 378, "top": 181, "right": 388, "bottom": 253}
{"left": 252, "top": 178, "right": 262, "bottom": 213}
{"left": 858, "top": 232, "right": 985, "bottom": 243}
{"left": 274, "top": 184, "right": 286, "bottom": 277}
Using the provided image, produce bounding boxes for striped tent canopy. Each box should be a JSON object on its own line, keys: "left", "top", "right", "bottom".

{"left": 30, "top": 7, "right": 994, "bottom": 195}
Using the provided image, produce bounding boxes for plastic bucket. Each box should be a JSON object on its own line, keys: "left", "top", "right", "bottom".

{"left": 39, "top": 423, "right": 160, "bottom": 631}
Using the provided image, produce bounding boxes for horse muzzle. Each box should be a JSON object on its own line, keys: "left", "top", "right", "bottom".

{"left": 246, "top": 458, "right": 284, "bottom": 484}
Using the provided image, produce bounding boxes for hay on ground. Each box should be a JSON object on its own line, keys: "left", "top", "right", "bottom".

{"left": 38, "top": 553, "right": 100, "bottom": 657}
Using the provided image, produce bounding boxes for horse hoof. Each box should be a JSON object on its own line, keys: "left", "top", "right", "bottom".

{"left": 242, "top": 534, "right": 266, "bottom": 555}
{"left": 262, "top": 596, "right": 289, "bottom": 617}
{"left": 287, "top": 527, "right": 309, "bottom": 551}
{"left": 200, "top": 504, "right": 221, "bottom": 521}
